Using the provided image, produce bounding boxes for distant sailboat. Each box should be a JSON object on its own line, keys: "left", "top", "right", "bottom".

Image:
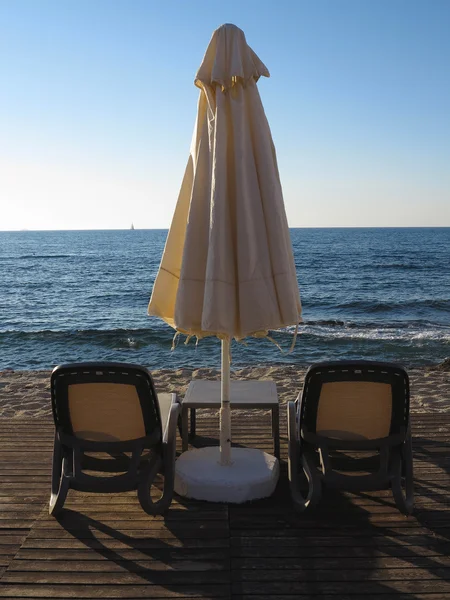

{"left": 130, "top": 223, "right": 135, "bottom": 230}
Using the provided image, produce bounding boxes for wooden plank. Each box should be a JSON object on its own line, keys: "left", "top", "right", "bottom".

{"left": 33, "top": 512, "right": 227, "bottom": 523}
{"left": 231, "top": 545, "right": 450, "bottom": 558}
{"left": 15, "top": 548, "right": 229, "bottom": 561}
{"left": 1, "top": 571, "right": 230, "bottom": 585}
{"left": 0, "top": 522, "right": 36, "bottom": 529}
{"left": 0, "top": 513, "right": 43, "bottom": 520}
{"left": 229, "top": 516, "right": 443, "bottom": 528}
{"left": 0, "top": 497, "right": 47, "bottom": 504}
{"left": 231, "top": 567, "right": 450, "bottom": 582}
{"left": 8, "top": 559, "right": 227, "bottom": 572}
{"left": 0, "top": 584, "right": 230, "bottom": 598}
{"left": 230, "top": 532, "right": 450, "bottom": 544}
{"left": 232, "top": 596, "right": 450, "bottom": 600}
{"left": 231, "top": 581, "right": 450, "bottom": 594}
{"left": 0, "top": 484, "right": 49, "bottom": 491}
{"left": 21, "top": 538, "right": 229, "bottom": 550}
{"left": 37, "top": 505, "right": 227, "bottom": 516}
{"left": 231, "top": 555, "right": 450, "bottom": 569}
{"left": 27, "top": 529, "right": 228, "bottom": 541}
{"left": 1, "top": 414, "right": 450, "bottom": 600}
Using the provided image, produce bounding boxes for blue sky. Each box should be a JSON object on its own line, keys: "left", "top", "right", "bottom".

{"left": 1, "top": 0, "right": 449, "bottom": 229}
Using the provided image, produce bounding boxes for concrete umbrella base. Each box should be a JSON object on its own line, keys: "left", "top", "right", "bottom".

{"left": 174, "top": 446, "right": 279, "bottom": 503}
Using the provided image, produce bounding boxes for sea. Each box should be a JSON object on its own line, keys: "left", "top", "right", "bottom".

{"left": 0, "top": 228, "right": 449, "bottom": 371}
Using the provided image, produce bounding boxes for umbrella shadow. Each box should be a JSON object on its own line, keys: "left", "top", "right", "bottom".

{"left": 188, "top": 433, "right": 247, "bottom": 450}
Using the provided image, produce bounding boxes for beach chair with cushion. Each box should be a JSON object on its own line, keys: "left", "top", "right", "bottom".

{"left": 287, "top": 360, "right": 413, "bottom": 515}
{"left": 49, "top": 362, "right": 181, "bottom": 516}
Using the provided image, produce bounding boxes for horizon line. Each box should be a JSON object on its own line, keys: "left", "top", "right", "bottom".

{"left": 1, "top": 226, "right": 450, "bottom": 233}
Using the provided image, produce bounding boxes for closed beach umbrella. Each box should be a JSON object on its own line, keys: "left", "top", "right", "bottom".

{"left": 148, "top": 23, "right": 301, "bottom": 467}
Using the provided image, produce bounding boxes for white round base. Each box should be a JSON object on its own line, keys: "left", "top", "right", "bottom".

{"left": 174, "top": 447, "right": 279, "bottom": 503}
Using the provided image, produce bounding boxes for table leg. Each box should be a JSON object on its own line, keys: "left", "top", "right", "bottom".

{"left": 272, "top": 405, "right": 280, "bottom": 459}
{"left": 190, "top": 407, "right": 196, "bottom": 439}
{"left": 182, "top": 405, "right": 189, "bottom": 452}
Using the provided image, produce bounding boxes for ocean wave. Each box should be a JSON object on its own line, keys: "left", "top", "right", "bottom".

{"left": 310, "top": 298, "right": 450, "bottom": 312}
{"left": 1, "top": 324, "right": 448, "bottom": 371}
{"left": 2, "top": 321, "right": 449, "bottom": 344}
{"left": 368, "top": 263, "right": 425, "bottom": 270}
{"left": 0, "top": 327, "right": 172, "bottom": 350}
{"left": 291, "top": 323, "right": 450, "bottom": 343}
{"left": 303, "top": 319, "right": 449, "bottom": 330}
{"left": 0, "top": 254, "right": 79, "bottom": 260}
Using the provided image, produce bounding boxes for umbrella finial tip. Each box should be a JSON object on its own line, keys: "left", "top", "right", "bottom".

{"left": 218, "top": 23, "right": 242, "bottom": 33}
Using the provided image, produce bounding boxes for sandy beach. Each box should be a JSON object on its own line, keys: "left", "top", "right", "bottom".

{"left": 0, "top": 362, "right": 448, "bottom": 419}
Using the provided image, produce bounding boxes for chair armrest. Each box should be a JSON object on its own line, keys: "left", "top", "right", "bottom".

{"left": 163, "top": 393, "right": 181, "bottom": 444}
{"left": 137, "top": 395, "right": 180, "bottom": 515}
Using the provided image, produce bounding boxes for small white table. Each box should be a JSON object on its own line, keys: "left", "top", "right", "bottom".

{"left": 181, "top": 380, "right": 280, "bottom": 458}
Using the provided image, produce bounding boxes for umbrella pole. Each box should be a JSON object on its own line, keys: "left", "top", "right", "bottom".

{"left": 220, "top": 338, "right": 232, "bottom": 466}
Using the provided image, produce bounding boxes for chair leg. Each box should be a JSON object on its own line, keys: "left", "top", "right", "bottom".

{"left": 287, "top": 401, "right": 322, "bottom": 512}
{"left": 287, "top": 401, "right": 300, "bottom": 484}
{"left": 391, "top": 431, "right": 414, "bottom": 515}
{"left": 137, "top": 452, "right": 165, "bottom": 515}
{"left": 138, "top": 401, "right": 180, "bottom": 515}
{"left": 177, "top": 413, "right": 183, "bottom": 438}
{"left": 49, "top": 432, "right": 70, "bottom": 516}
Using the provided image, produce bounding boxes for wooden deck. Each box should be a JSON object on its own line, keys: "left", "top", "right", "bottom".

{"left": 1, "top": 411, "right": 450, "bottom": 599}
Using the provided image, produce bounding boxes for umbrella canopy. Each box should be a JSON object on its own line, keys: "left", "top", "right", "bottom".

{"left": 148, "top": 24, "right": 301, "bottom": 341}
{"left": 149, "top": 24, "right": 301, "bottom": 466}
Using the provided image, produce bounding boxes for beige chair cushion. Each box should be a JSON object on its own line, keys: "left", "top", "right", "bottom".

{"left": 316, "top": 381, "right": 392, "bottom": 440}
{"left": 68, "top": 383, "right": 146, "bottom": 442}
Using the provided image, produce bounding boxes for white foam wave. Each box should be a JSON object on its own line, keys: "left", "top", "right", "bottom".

{"left": 286, "top": 324, "right": 450, "bottom": 343}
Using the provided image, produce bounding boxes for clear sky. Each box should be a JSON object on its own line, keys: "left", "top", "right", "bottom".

{"left": 1, "top": 0, "right": 449, "bottom": 230}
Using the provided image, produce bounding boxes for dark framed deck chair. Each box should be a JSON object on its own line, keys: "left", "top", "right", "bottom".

{"left": 287, "top": 361, "right": 413, "bottom": 515}
{"left": 50, "top": 362, "right": 181, "bottom": 516}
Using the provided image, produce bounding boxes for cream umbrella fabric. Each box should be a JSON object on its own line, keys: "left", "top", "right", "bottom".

{"left": 148, "top": 23, "right": 301, "bottom": 464}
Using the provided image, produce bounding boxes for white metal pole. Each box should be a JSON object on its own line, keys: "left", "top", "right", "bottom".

{"left": 219, "top": 338, "right": 232, "bottom": 465}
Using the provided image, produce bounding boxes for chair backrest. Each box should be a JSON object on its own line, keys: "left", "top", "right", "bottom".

{"left": 51, "top": 362, "right": 162, "bottom": 444}
{"left": 300, "top": 361, "right": 409, "bottom": 442}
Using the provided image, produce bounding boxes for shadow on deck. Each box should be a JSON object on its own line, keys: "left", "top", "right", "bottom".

{"left": 1, "top": 412, "right": 450, "bottom": 599}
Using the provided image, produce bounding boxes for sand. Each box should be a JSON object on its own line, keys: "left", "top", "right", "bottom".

{"left": 0, "top": 363, "right": 449, "bottom": 419}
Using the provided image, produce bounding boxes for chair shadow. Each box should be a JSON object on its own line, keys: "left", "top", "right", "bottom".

{"left": 187, "top": 418, "right": 450, "bottom": 597}
{"left": 55, "top": 500, "right": 228, "bottom": 593}
{"left": 51, "top": 428, "right": 450, "bottom": 598}
{"left": 409, "top": 434, "right": 450, "bottom": 540}
{"left": 229, "top": 441, "right": 450, "bottom": 599}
